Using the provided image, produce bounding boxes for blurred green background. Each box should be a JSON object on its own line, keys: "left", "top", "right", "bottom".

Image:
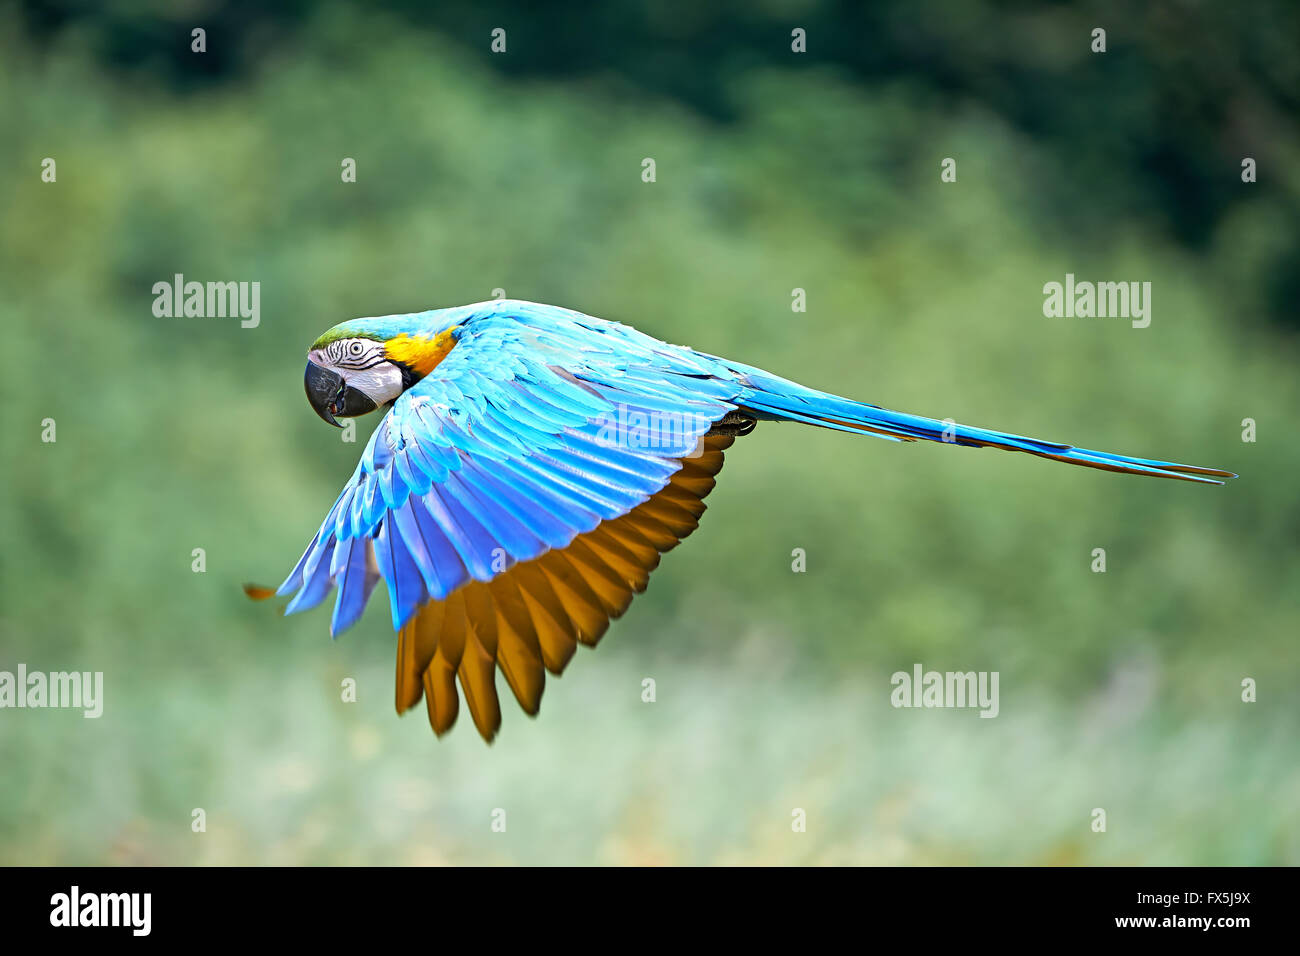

{"left": 2, "top": 1, "right": 1298, "bottom": 865}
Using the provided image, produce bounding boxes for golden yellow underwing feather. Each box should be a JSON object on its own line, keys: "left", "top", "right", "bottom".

{"left": 618, "top": 512, "right": 680, "bottom": 551}
{"left": 581, "top": 529, "right": 652, "bottom": 591}
{"left": 494, "top": 601, "right": 545, "bottom": 715}
{"left": 423, "top": 651, "right": 459, "bottom": 736}
{"left": 561, "top": 540, "right": 635, "bottom": 617}
{"left": 635, "top": 497, "right": 700, "bottom": 537}
{"left": 537, "top": 554, "right": 610, "bottom": 643}
{"left": 458, "top": 628, "right": 501, "bottom": 740}
{"left": 396, "top": 598, "right": 443, "bottom": 712}
{"left": 423, "top": 589, "right": 468, "bottom": 736}
{"left": 463, "top": 583, "right": 498, "bottom": 656}
{"left": 487, "top": 575, "right": 545, "bottom": 662}
{"left": 653, "top": 484, "right": 708, "bottom": 516}
{"left": 511, "top": 562, "right": 579, "bottom": 674}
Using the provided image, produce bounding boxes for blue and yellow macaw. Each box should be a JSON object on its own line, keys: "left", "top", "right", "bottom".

{"left": 260, "top": 300, "right": 1234, "bottom": 741}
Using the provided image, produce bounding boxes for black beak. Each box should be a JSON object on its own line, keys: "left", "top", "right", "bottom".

{"left": 304, "top": 361, "right": 376, "bottom": 428}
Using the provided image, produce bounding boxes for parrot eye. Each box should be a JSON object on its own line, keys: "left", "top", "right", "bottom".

{"left": 349, "top": 341, "right": 364, "bottom": 355}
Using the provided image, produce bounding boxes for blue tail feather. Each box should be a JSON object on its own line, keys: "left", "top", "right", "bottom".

{"left": 732, "top": 371, "right": 1235, "bottom": 485}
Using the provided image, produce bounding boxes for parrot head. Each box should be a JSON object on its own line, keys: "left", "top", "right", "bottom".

{"left": 303, "top": 315, "right": 460, "bottom": 427}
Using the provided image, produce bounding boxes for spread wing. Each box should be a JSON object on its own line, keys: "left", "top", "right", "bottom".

{"left": 275, "top": 307, "right": 741, "bottom": 739}
{"left": 395, "top": 431, "right": 735, "bottom": 740}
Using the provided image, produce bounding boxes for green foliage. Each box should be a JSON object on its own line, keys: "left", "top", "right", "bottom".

{"left": 1, "top": 6, "right": 1296, "bottom": 864}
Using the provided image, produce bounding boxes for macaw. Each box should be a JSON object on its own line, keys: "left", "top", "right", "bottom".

{"left": 259, "top": 300, "right": 1233, "bottom": 742}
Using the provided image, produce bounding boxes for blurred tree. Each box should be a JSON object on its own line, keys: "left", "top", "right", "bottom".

{"left": 17, "top": 0, "right": 1300, "bottom": 327}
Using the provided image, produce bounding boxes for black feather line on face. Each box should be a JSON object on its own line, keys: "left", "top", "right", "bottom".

{"left": 329, "top": 339, "right": 387, "bottom": 371}
{"left": 394, "top": 360, "right": 418, "bottom": 392}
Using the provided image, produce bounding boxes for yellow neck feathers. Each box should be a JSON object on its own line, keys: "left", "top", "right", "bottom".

{"left": 384, "top": 327, "right": 459, "bottom": 379}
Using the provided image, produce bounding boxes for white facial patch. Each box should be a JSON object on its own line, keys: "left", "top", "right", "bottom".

{"left": 344, "top": 362, "right": 404, "bottom": 406}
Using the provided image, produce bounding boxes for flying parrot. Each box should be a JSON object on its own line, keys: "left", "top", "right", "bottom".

{"left": 256, "top": 299, "right": 1234, "bottom": 742}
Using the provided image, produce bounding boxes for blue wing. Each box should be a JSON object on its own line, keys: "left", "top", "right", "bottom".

{"left": 276, "top": 303, "right": 737, "bottom": 637}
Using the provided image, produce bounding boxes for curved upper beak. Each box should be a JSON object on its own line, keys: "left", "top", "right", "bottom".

{"left": 304, "top": 360, "right": 376, "bottom": 427}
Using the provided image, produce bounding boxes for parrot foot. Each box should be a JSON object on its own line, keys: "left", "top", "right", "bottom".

{"left": 707, "top": 411, "right": 758, "bottom": 437}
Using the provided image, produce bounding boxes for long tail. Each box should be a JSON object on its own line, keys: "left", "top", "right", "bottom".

{"left": 729, "top": 366, "right": 1236, "bottom": 485}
